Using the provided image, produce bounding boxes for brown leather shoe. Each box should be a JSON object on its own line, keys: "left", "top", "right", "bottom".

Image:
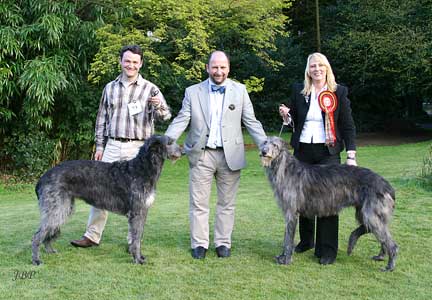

{"left": 70, "top": 236, "right": 98, "bottom": 248}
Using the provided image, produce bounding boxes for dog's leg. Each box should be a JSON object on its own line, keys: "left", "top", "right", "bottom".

{"left": 128, "top": 209, "right": 148, "bottom": 264}
{"left": 363, "top": 195, "right": 398, "bottom": 271}
{"left": 275, "top": 212, "right": 297, "bottom": 265}
{"left": 32, "top": 223, "right": 59, "bottom": 265}
{"left": 384, "top": 241, "right": 398, "bottom": 272}
{"left": 32, "top": 192, "right": 74, "bottom": 265}
{"left": 377, "top": 232, "right": 398, "bottom": 272}
{"left": 44, "top": 228, "right": 60, "bottom": 254}
{"left": 32, "top": 228, "right": 44, "bottom": 265}
{"left": 372, "top": 244, "right": 386, "bottom": 261}
{"left": 347, "top": 224, "right": 368, "bottom": 255}
{"left": 369, "top": 223, "right": 398, "bottom": 271}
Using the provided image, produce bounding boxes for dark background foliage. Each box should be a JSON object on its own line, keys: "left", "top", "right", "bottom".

{"left": 1, "top": 0, "right": 431, "bottom": 180}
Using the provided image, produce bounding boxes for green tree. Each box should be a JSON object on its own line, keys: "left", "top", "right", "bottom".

{"left": 285, "top": 0, "right": 432, "bottom": 130}
{"left": 88, "top": 0, "right": 292, "bottom": 118}
{"left": 1, "top": 1, "right": 88, "bottom": 130}
{"left": 0, "top": 0, "right": 129, "bottom": 178}
{"left": 320, "top": 0, "right": 432, "bottom": 130}
{"left": 285, "top": 0, "right": 337, "bottom": 53}
{"left": 1, "top": 0, "right": 293, "bottom": 179}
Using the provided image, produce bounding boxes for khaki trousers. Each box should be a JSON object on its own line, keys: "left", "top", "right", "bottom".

{"left": 189, "top": 148, "right": 241, "bottom": 249}
{"left": 84, "top": 139, "right": 144, "bottom": 244}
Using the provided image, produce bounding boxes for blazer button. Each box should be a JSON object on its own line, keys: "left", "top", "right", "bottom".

{"left": 201, "top": 147, "right": 205, "bottom": 150}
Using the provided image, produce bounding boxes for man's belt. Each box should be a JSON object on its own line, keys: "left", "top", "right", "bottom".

{"left": 110, "top": 137, "right": 143, "bottom": 142}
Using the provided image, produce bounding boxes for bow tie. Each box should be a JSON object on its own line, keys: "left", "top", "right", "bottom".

{"left": 211, "top": 85, "right": 226, "bottom": 94}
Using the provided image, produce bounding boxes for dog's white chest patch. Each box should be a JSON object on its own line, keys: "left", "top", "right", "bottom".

{"left": 145, "top": 192, "right": 155, "bottom": 208}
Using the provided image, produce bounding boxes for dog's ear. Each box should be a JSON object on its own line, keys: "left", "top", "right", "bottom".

{"left": 158, "top": 135, "right": 170, "bottom": 145}
{"left": 158, "top": 135, "right": 176, "bottom": 146}
{"left": 259, "top": 138, "right": 269, "bottom": 150}
{"left": 146, "top": 134, "right": 164, "bottom": 148}
{"left": 166, "top": 136, "right": 175, "bottom": 145}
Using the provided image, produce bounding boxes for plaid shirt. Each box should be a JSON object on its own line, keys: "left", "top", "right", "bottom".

{"left": 95, "top": 74, "right": 171, "bottom": 152}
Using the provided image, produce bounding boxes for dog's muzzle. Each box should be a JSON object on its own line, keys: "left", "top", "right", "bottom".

{"left": 167, "top": 145, "right": 183, "bottom": 162}
{"left": 259, "top": 150, "right": 273, "bottom": 167}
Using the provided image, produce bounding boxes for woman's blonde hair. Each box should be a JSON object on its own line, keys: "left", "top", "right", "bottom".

{"left": 301, "top": 52, "right": 337, "bottom": 96}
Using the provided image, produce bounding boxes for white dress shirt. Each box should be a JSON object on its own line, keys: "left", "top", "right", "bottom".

{"left": 206, "top": 79, "right": 225, "bottom": 148}
{"left": 300, "top": 85, "right": 326, "bottom": 144}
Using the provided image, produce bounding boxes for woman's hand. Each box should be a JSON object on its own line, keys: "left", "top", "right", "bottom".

{"left": 346, "top": 151, "right": 357, "bottom": 166}
{"left": 279, "top": 104, "right": 290, "bottom": 118}
{"left": 346, "top": 158, "right": 357, "bottom": 166}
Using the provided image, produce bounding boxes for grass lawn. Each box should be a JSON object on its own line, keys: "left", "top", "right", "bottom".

{"left": 0, "top": 135, "right": 431, "bottom": 300}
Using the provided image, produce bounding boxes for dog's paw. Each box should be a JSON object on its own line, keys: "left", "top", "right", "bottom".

{"left": 372, "top": 255, "right": 385, "bottom": 261}
{"left": 133, "top": 255, "right": 147, "bottom": 265}
{"left": 380, "top": 265, "right": 395, "bottom": 272}
{"left": 275, "top": 254, "right": 292, "bottom": 265}
{"left": 32, "top": 259, "right": 42, "bottom": 266}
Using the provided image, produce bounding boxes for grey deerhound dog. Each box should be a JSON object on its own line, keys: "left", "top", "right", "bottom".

{"left": 32, "top": 135, "right": 182, "bottom": 265}
{"left": 260, "top": 136, "right": 398, "bottom": 271}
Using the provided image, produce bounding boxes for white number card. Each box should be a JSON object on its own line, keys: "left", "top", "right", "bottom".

{"left": 128, "top": 100, "right": 143, "bottom": 116}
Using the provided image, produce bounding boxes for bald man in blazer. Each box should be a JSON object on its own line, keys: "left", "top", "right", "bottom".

{"left": 165, "top": 50, "right": 266, "bottom": 259}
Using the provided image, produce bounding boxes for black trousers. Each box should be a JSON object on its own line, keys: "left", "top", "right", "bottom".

{"left": 294, "top": 142, "right": 341, "bottom": 259}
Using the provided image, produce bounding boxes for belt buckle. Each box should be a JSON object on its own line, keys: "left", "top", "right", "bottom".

{"left": 113, "top": 137, "right": 129, "bottom": 142}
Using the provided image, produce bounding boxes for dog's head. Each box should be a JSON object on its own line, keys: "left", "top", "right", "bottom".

{"left": 259, "top": 136, "right": 286, "bottom": 167}
{"left": 163, "top": 136, "right": 183, "bottom": 162}
{"left": 141, "top": 135, "right": 183, "bottom": 162}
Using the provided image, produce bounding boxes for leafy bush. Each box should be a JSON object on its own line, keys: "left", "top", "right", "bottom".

{"left": 420, "top": 143, "right": 432, "bottom": 189}
{"left": 2, "top": 131, "right": 56, "bottom": 181}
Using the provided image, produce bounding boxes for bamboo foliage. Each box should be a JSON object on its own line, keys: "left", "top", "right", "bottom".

{"left": 0, "top": 0, "right": 102, "bottom": 130}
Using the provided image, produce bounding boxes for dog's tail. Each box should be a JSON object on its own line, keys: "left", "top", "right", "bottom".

{"left": 380, "top": 179, "right": 396, "bottom": 215}
{"left": 35, "top": 179, "right": 42, "bottom": 200}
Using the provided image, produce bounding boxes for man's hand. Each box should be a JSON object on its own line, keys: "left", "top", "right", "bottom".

{"left": 94, "top": 150, "right": 103, "bottom": 161}
{"left": 148, "top": 96, "right": 161, "bottom": 108}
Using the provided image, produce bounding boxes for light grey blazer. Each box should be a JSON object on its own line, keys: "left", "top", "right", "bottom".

{"left": 165, "top": 79, "right": 266, "bottom": 171}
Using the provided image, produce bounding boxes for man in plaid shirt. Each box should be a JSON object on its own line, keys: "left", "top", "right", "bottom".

{"left": 71, "top": 45, "right": 171, "bottom": 248}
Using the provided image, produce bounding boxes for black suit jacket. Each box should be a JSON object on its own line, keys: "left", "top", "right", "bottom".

{"left": 288, "top": 83, "right": 356, "bottom": 155}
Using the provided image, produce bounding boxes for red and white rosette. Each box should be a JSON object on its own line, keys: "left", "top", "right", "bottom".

{"left": 318, "top": 91, "right": 338, "bottom": 146}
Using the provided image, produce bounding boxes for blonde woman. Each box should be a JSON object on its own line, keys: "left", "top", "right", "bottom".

{"left": 279, "top": 52, "right": 357, "bottom": 265}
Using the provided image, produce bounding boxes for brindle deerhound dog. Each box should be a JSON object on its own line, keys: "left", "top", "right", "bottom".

{"left": 260, "top": 136, "right": 398, "bottom": 271}
{"left": 32, "top": 135, "right": 182, "bottom": 266}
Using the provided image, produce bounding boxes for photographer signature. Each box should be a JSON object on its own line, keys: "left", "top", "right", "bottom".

{"left": 12, "top": 270, "right": 37, "bottom": 281}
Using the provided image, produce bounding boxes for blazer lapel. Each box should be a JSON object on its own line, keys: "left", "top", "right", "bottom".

{"left": 198, "top": 80, "right": 211, "bottom": 128}
{"left": 222, "top": 79, "right": 233, "bottom": 115}
{"left": 298, "top": 93, "right": 310, "bottom": 123}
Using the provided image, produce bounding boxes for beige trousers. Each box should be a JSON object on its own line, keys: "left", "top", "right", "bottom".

{"left": 84, "top": 139, "right": 144, "bottom": 244}
{"left": 189, "top": 148, "right": 241, "bottom": 249}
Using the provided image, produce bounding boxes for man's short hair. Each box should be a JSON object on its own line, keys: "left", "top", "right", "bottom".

{"left": 119, "top": 45, "right": 143, "bottom": 60}
{"left": 207, "top": 50, "right": 230, "bottom": 65}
